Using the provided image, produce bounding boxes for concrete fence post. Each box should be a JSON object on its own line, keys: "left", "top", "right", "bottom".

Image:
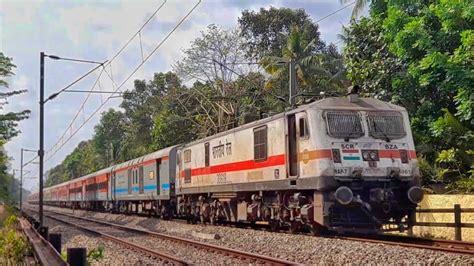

{"left": 67, "top": 247, "right": 87, "bottom": 266}
{"left": 454, "top": 204, "right": 462, "bottom": 241}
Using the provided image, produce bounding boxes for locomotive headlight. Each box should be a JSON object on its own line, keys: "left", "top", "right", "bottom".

{"left": 369, "top": 151, "right": 378, "bottom": 161}
{"left": 362, "top": 151, "right": 370, "bottom": 161}
{"left": 407, "top": 186, "right": 424, "bottom": 204}
{"left": 335, "top": 186, "right": 353, "bottom": 205}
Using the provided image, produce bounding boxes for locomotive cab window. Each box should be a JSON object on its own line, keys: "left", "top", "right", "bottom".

{"left": 184, "top": 149, "right": 191, "bottom": 163}
{"left": 299, "top": 117, "right": 309, "bottom": 138}
{"left": 367, "top": 111, "right": 406, "bottom": 140}
{"left": 253, "top": 126, "right": 268, "bottom": 162}
{"left": 325, "top": 111, "right": 364, "bottom": 139}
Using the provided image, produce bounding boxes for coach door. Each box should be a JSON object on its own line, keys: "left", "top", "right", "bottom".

{"left": 287, "top": 114, "right": 298, "bottom": 177}
{"left": 111, "top": 172, "right": 116, "bottom": 200}
{"left": 139, "top": 166, "right": 144, "bottom": 194}
{"left": 156, "top": 159, "right": 161, "bottom": 196}
{"left": 127, "top": 169, "right": 132, "bottom": 195}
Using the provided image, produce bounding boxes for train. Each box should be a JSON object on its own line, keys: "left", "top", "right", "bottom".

{"left": 28, "top": 93, "right": 424, "bottom": 234}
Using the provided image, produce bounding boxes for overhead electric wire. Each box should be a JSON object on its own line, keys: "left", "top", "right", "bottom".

{"left": 45, "top": 0, "right": 202, "bottom": 163}
{"left": 315, "top": 1, "right": 355, "bottom": 23}
{"left": 45, "top": 61, "right": 107, "bottom": 103}
{"left": 45, "top": 0, "right": 168, "bottom": 162}
{"left": 44, "top": 0, "right": 168, "bottom": 161}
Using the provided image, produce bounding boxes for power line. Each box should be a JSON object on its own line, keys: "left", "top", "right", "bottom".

{"left": 315, "top": 1, "right": 355, "bottom": 23}
{"left": 45, "top": 0, "right": 202, "bottom": 163}
{"left": 45, "top": 61, "right": 107, "bottom": 103}
{"left": 44, "top": 0, "right": 168, "bottom": 163}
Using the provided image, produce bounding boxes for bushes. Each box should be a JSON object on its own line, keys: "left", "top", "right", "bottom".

{"left": 0, "top": 214, "right": 30, "bottom": 264}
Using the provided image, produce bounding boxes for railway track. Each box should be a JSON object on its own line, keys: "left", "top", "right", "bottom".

{"left": 334, "top": 234, "right": 474, "bottom": 256}
{"left": 25, "top": 208, "right": 296, "bottom": 265}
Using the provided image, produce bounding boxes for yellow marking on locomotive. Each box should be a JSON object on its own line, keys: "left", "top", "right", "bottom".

{"left": 247, "top": 171, "right": 263, "bottom": 181}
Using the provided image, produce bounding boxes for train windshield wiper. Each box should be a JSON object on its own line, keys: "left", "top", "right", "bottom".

{"left": 344, "top": 131, "right": 360, "bottom": 142}
{"left": 372, "top": 120, "right": 390, "bottom": 142}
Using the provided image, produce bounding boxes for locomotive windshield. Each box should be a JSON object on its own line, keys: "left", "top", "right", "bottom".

{"left": 325, "top": 111, "right": 364, "bottom": 139}
{"left": 367, "top": 111, "right": 406, "bottom": 140}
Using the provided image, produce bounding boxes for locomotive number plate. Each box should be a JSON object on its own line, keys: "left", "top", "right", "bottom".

{"left": 334, "top": 167, "right": 350, "bottom": 176}
{"left": 400, "top": 168, "right": 412, "bottom": 176}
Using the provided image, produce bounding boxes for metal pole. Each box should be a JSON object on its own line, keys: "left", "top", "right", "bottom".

{"left": 20, "top": 149, "right": 23, "bottom": 210}
{"left": 39, "top": 52, "right": 45, "bottom": 226}
{"left": 289, "top": 60, "right": 296, "bottom": 107}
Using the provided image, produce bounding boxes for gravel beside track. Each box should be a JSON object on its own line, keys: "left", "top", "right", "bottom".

{"left": 25, "top": 210, "right": 161, "bottom": 265}
{"left": 37, "top": 205, "right": 474, "bottom": 264}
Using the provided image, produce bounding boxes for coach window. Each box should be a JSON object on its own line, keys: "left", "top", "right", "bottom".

{"left": 204, "top": 142, "right": 210, "bottom": 167}
{"left": 299, "top": 117, "right": 309, "bottom": 138}
{"left": 253, "top": 126, "right": 268, "bottom": 162}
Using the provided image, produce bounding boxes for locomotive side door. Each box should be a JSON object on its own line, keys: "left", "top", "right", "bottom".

{"left": 287, "top": 114, "right": 298, "bottom": 177}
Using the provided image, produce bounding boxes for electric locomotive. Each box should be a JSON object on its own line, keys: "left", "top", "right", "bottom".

{"left": 176, "top": 93, "right": 423, "bottom": 233}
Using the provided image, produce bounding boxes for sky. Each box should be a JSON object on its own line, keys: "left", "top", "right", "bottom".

{"left": 1, "top": 0, "right": 357, "bottom": 192}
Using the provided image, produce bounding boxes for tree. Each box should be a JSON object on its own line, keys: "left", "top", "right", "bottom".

{"left": 120, "top": 72, "right": 181, "bottom": 159}
{"left": 93, "top": 109, "right": 126, "bottom": 167}
{"left": 261, "top": 26, "right": 347, "bottom": 105}
{"left": 239, "top": 7, "right": 347, "bottom": 106}
{"left": 0, "top": 53, "right": 30, "bottom": 142}
{"left": 342, "top": 16, "right": 404, "bottom": 102}
{"left": 0, "top": 52, "right": 29, "bottom": 203}
{"left": 343, "top": 0, "right": 474, "bottom": 191}
{"left": 174, "top": 24, "right": 253, "bottom": 132}
{"left": 238, "top": 7, "right": 325, "bottom": 59}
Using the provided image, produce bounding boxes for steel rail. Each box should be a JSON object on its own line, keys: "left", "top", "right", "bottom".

{"left": 38, "top": 209, "right": 296, "bottom": 265}
{"left": 35, "top": 211, "right": 188, "bottom": 265}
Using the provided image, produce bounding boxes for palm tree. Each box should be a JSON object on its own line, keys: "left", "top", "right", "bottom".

{"left": 260, "top": 26, "right": 346, "bottom": 105}
{"left": 341, "top": 0, "right": 370, "bottom": 18}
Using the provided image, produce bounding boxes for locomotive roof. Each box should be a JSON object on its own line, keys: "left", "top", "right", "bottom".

{"left": 182, "top": 96, "right": 406, "bottom": 147}
{"left": 305, "top": 96, "right": 406, "bottom": 112}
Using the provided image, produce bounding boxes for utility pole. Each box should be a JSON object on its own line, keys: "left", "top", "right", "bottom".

{"left": 20, "top": 149, "right": 23, "bottom": 210}
{"left": 289, "top": 59, "right": 297, "bottom": 107}
{"left": 39, "top": 52, "right": 45, "bottom": 226}
{"left": 37, "top": 52, "right": 105, "bottom": 226}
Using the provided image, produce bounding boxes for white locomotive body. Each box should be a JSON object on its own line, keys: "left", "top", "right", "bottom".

{"left": 176, "top": 96, "right": 423, "bottom": 233}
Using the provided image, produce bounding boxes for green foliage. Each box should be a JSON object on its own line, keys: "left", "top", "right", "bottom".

{"left": 344, "top": 0, "right": 473, "bottom": 192}
{"left": 0, "top": 52, "right": 29, "bottom": 204}
{"left": 60, "top": 244, "right": 106, "bottom": 265}
{"left": 238, "top": 7, "right": 325, "bottom": 59}
{"left": 0, "top": 215, "right": 30, "bottom": 264}
{"left": 261, "top": 26, "right": 347, "bottom": 100}
{"left": 0, "top": 52, "right": 30, "bottom": 142}
{"left": 87, "top": 244, "right": 105, "bottom": 265}
{"left": 93, "top": 109, "right": 126, "bottom": 166}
